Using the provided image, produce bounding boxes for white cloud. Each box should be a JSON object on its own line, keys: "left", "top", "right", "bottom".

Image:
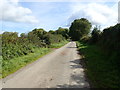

{"left": 0, "top": 0, "right": 39, "bottom": 23}
{"left": 0, "top": 30, "right": 4, "bottom": 34}
{"left": 68, "top": 2, "right": 118, "bottom": 30}
{"left": 19, "top": 0, "right": 119, "bottom": 2}
{"left": 118, "top": 1, "right": 120, "bottom": 23}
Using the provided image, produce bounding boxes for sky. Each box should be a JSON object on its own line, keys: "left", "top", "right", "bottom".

{"left": 0, "top": 0, "right": 119, "bottom": 34}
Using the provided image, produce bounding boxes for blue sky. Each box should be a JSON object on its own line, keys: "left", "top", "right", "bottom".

{"left": 0, "top": 0, "right": 118, "bottom": 34}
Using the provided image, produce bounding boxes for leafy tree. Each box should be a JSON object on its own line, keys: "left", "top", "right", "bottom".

{"left": 20, "top": 33, "right": 27, "bottom": 38}
{"left": 0, "top": 34, "right": 2, "bottom": 56}
{"left": 32, "top": 28, "right": 47, "bottom": 40}
{"left": 96, "top": 24, "right": 120, "bottom": 70}
{"left": 48, "top": 30, "right": 55, "bottom": 34}
{"left": 2, "top": 27, "right": 67, "bottom": 60}
{"left": 56, "top": 27, "right": 69, "bottom": 39}
{"left": 43, "top": 33, "right": 65, "bottom": 45}
{"left": 69, "top": 18, "right": 92, "bottom": 41}
{"left": 90, "top": 27, "right": 101, "bottom": 44}
{"left": 2, "top": 32, "right": 18, "bottom": 44}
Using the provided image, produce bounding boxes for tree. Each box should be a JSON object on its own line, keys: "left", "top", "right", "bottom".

{"left": 43, "top": 33, "right": 64, "bottom": 45}
{"left": 20, "top": 33, "right": 27, "bottom": 38}
{"left": 32, "top": 28, "right": 47, "bottom": 40}
{"left": 90, "top": 26, "right": 101, "bottom": 44}
{"left": 48, "top": 30, "right": 55, "bottom": 34}
{"left": 2, "top": 32, "right": 18, "bottom": 43}
{"left": 55, "top": 27, "right": 69, "bottom": 39}
{"left": 69, "top": 18, "right": 92, "bottom": 41}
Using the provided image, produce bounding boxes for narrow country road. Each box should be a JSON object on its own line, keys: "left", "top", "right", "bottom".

{"left": 2, "top": 42, "right": 89, "bottom": 88}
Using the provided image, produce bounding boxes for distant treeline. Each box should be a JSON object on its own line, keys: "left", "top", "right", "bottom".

{"left": 2, "top": 27, "right": 69, "bottom": 60}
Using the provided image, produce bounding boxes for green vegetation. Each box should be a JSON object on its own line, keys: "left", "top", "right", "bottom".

{"left": 89, "top": 26, "right": 101, "bottom": 44}
{"left": 2, "top": 48, "right": 51, "bottom": 78}
{"left": 2, "top": 28, "right": 68, "bottom": 60}
{"left": 43, "top": 33, "right": 65, "bottom": 45}
{"left": 1, "top": 16, "right": 120, "bottom": 88}
{"left": 1, "top": 40, "right": 68, "bottom": 78}
{"left": 76, "top": 42, "right": 119, "bottom": 88}
{"left": 1, "top": 27, "right": 69, "bottom": 78}
{"left": 69, "top": 18, "right": 92, "bottom": 41}
{"left": 0, "top": 56, "right": 2, "bottom": 78}
{"left": 49, "top": 40, "right": 68, "bottom": 48}
{"left": 55, "top": 27, "right": 69, "bottom": 39}
{"left": 68, "top": 18, "right": 120, "bottom": 88}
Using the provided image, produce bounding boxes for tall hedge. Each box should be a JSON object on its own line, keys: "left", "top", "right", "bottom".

{"left": 2, "top": 28, "right": 66, "bottom": 60}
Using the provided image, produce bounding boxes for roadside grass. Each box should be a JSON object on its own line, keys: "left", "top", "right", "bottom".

{"left": 0, "top": 56, "right": 2, "bottom": 78}
{"left": 49, "top": 40, "right": 68, "bottom": 48}
{"left": 2, "top": 48, "right": 51, "bottom": 78}
{"left": 1, "top": 41, "right": 68, "bottom": 79}
{"left": 76, "top": 42, "right": 119, "bottom": 88}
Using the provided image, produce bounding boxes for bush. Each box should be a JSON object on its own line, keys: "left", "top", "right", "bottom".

{"left": 77, "top": 42, "right": 120, "bottom": 88}
{"left": 98, "top": 24, "right": 120, "bottom": 67}
{"left": 43, "top": 33, "right": 65, "bottom": 45}
{"left": 89, "top": 27, "right": 101, "bottom": 44}
{"left": 2, "top": 28, "right": 67, "bottom": 60}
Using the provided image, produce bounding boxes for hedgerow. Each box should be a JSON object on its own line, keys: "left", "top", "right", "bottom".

{"left": 2, "top": 28, "right": 67, "bottom": 60}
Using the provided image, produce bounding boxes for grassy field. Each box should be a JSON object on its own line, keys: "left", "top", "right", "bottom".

{"left": 1, "top": 41, "right": 68, "bottom": 79}
{"left": 76, "top": 42, "right": 119, "bottom": 88}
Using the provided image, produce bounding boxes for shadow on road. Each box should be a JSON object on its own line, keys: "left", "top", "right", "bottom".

{"left": 67, "top": 47, "right": 77, "bottom": 48}
{"left": 70, "top": 59, "right": 80, "bottom": 64}
{"left": 57, "top": 74, "right": 89, "bottom": 88}
{"left": 57, "top": 84, "right": 89, "bottom": 88}
{"left": 70, "top": 59, "right": 82, "bottom": 69}
{"left": 70, "top": 65, "right": 81, "bottom": 69}
{"left": 56, "top": 59, "right": 89, "bottom": 88}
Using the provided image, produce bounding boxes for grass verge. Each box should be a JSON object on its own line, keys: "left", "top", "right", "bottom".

{"left": 2, "top": 48, "right": 51, "bottom": 78}
{"left": 0, "top": 56, "right": 2, "bottom": 78}
{"left": 1, "top": 41, "right": 68, "bottom": 79}
{"left": 76, "top": 41, "right": 119, "bottom": 88}
{"left": 49, "top": 40, "right": 68, "bottom": 48}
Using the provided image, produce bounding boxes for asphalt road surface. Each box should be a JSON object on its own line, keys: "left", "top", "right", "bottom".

{"left": 2, "top": 42, "right": 89, "bottom": 88}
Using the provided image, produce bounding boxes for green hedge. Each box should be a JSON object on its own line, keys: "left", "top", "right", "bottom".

{"left": 77, "top": 42, "right": 120, "bottom": 88}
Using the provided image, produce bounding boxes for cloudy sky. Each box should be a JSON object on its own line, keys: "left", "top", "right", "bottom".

{"left": 0, "top": 0, "right": 119, "bottom": 34}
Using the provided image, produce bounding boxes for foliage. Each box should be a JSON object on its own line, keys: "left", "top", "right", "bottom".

{"left": 69, "top": 18, "right": 92, "bottom": 41}
{"left": 99, "top": 24, "right": 120, "bottom": 51}
{"left": 2, "top": 48, "right": 51, "bottom": 78}
{"left": 31, "top": 28, "right": 47, "bottom": 40}
{"left": 43, "top": 33, "right": 65, "bottom": 45}
{"left": 49, "top": 40, "right": 68, "bottom": 48}
{"left": 2, "top": 40, "right": 68, "bottom": 78}
{"left": 89, "top": 27, "right": 101, "bottom": 44}
{"left": 27, "top": 31, "right": 46, "bottom": 47}
{"left": 0, "top": 34, "right": 2, "bottom": 56}
{"left": 77, "top": 24, "right": 120, "bottom": 88}
{"left": 98, "top": 24, "right": 120, "bottom": 67}
{"left": 2, "top": 28, "right": 67, "bottom": 60}
{"left": 80, "top": 35, "right": 91, "bottom": 43}
{"left": 55, "top": 27, "right": 69, "bottom": 39}
{"left": 76, "top": 42, "right": 120, "bottom": 88}
{"left": 2, "top": 32, "right": 35, "bottom": 60}
{"left": 48, "top": 30, "right": 56, "bottom": 34}
{"left": 0, "top": 56, "right": 2, "bottom": 78}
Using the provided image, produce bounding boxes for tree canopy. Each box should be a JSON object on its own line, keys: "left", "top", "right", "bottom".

{"left": 69, "top": 18, "right": 92, "bottom": 41}
{"left": 56, "top": 27, "right": 69, "bottom": 39}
